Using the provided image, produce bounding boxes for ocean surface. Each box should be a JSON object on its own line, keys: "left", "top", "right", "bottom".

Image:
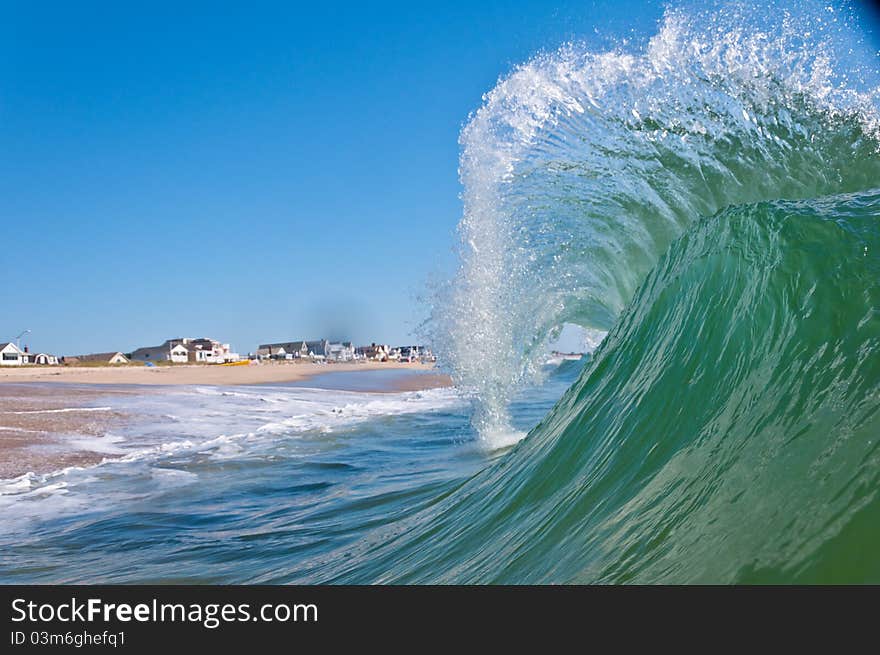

{"left": 0, "top": 365, "right": 582, "bottom": 583}
{"left": 4, "top": 0, "right": 880, "bottom": 583}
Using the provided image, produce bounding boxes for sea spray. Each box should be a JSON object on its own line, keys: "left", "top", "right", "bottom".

{"left": 431, "top": 0, "right": 880, "bottom": 444}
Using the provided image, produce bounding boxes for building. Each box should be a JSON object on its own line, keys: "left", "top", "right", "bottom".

{"left": 0, "top": 343, "right": 61, "bottom": 366}
{"left": 129, "top": 341, "right": 189, "bottom": 364}
{"left": 171, "top": 338, "right": 239, "bottom": 364}
{"left": 395, "top": 345, "right": 434, "bottom": 363}
{"left": 257, "top": 339, "right": 329, "bottom": 360}
{"left": 397, "top": 345, "right": 432, "bottom": 362}
{"left": 326, "top": 342, "right": 355, "bottom": 362}
{"left": 0, "top": 342, "right": 24, "bottom": 366}
{"left": 255, "top": 345, "right": 290, "bottom": 360}
{"left": 28, "top": 353, "right": 60, "bottom": 365}
{"left": 355, "top": 343, "right": 390, "bottom": 361}
{"left": 64, "top": 352, "right": 129, "bottom": 365}
{"left": 129, "top": 338, "right": 239, "bottom": 364}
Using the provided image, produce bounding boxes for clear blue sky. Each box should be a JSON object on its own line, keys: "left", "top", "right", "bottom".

{"left": 2, "top": 1, "right": 876, "bottom": 356}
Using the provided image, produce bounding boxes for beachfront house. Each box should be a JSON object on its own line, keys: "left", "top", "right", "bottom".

{"left": 0, "top": 343, "right": 61, "bottom": 366}
{"left": 392, "top": 345, "right": 434, "bottom": 363}
{"left": 129, "top": 341, "right": 189, "bottom": 364}
{"left": 257, "top": 339, "right": 330, "bottom": 361}
{"left": 25, "top": 352, "right": 60, "bottom": 365}
{"left": 355, "top": 343, "right": 388, "bottom": 361}
{"left": 257, "top": 341, "right": 298, "bottom": 360}
{"left": 398, "top": 346, "right": 417, "bottom": 362}
{"left": 256, "top": 345, "right": 290, "bottom": 360}
{"left": 398, "top": 345, "right": 431, "bottom": 362}
{"left": 171, "top": 337, "right": 240, "bottom": 364}
{"left": 0, "top": 342, "right": 25, "bottom": 366}
{"left": 64, "top": 352, "right": 129, "bottom": 365}
{"left": 326, "top": 341, "right": 355, "bottom": 362}
{"left": 129, "top": 338, "right": 239, "bottom": 364}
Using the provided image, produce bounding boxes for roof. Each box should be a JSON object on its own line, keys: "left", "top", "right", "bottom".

{"left": 66, "top": 352, "right": 128, "bottom": 363}
{"left": 258, "top": 340, "right": 323, "bottom": 353}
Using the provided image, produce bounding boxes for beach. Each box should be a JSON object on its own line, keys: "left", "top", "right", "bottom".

{"left": 0, "top": 360, "right": 447, "bottom": 387}
{"left": 0, "top": 362, "right": 452, "bottom": 479}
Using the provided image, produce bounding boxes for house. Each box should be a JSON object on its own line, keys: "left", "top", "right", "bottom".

{"left": 256, "top": 345, "right": 289, "bottom": 360}
{"left": 398, "top": 345, "right": 423, "bottom": 362}
{"left": 257, "top": 339, "right": 329, "bottom": 360}
{"left": 30, "top": 353, "right": 60, "bottom": 365}
{"left": 171, "top": 337, "right": 240, "bottom": 364}
{"left": 64, "top": 352, "right": 129, "bottom": 366}
{"left": 396, "top": 345, "right": 433, "bottom": 363}
{"left": 129, "top": 341, "right": 189, "bottom": 364}
{"left": 257, "top": 341, "right": 309, "bottom": 359}
{"left": 355, "top": 343, "right": 389, "bottom": 361}
{"left": 129, "top": 338, "right": 239, "bottom": 364}
{"left": 0, "top": 342, "right": 24, "bottom": 366}
{"left": 326, "top": 341, "right": 355, "bottom": 362}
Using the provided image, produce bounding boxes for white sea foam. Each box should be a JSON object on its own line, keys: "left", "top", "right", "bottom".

{"left": 0, "top": 384, "right": 468, "bottom": 527}
{"left": 66, "top": 434, "right": 128, "bottom": 455}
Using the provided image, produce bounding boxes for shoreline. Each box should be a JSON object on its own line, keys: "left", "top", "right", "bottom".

{"left": 0, "top": 385, "right": 132, "bottom": 479}
{"left": 0, "top": 360, "right": 449, "bottom": 388}
{"left": 0, "top": 362, "right": 452, "bottom": 480}
{"left": 0, "top": 364, "right": 453, "bottom": 479}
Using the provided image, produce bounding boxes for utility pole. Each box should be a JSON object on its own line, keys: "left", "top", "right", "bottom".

{"left": 15, "top": 329, "right": 31, "bottom": 351}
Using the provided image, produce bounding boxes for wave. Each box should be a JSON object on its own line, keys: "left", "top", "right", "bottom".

{"left": 294, "top": 1, "right": 880, "bottom": 582}
{"left": 428, "top": 0, "right": 880, "bottom": 442}
{"left": 0, "top": 385, "right": 467, "bottom": 529}
{"left": 315, "top": 189, "right": 880, "bottom": 583}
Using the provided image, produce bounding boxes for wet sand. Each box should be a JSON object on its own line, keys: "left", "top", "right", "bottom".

{"left": 0, "top": 385, "right": 132, "bottom": 478}
{"left": 0, "top": 365, "right": 452, "bottom": 479}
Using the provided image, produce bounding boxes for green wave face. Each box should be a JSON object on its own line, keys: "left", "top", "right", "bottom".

{"left": 308, "top": 2, "right": 880, "bottom": 584}
{"left": 522, "top": 191, "right": 880, "bottom": 584}
{"left": 325, "top": 191, "right": 879, "bottom": 584}
{"left": 428, "top": 1, "right": 880, "bottom": 441}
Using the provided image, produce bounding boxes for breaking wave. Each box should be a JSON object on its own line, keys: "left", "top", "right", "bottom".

{"left": 317, "top": 1, "right": 880, "bottom": 582}
{"left": 430, "top": 0, "right": 880, "bottom": 443}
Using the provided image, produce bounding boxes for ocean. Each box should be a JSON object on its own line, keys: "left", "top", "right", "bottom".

{"left": 3, "top": 0, "right": 880, "bottom": 584}
{"left": 0, "top": 365, "right": 582, "bottom": 583}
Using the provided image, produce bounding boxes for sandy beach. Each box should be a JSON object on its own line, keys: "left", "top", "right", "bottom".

{"left": 0, "top": 360, "right": 448, "bottom": 387}
{"left": 0, "top": 385, "right": 134, "bottom": 478}
{"left": 0, "top": 362, "right": 452, "bottom": 479}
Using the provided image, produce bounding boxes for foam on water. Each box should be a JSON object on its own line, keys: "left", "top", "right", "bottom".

{"left": 0, "top": 384, "right": 468, "bottom": 532}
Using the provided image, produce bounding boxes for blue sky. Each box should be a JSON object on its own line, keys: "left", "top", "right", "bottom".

{"left": 1, "top": 1, "right": 877, "bottom": 355}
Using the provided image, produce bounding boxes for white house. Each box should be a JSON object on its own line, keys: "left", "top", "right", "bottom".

{"left": 257, "top": 339, "right": 329, "bottom": 360}
{"left": 31, "top": 353, "right": 60, "bottom": 365}
{"left": 326, "top": 342, "right": 355, "bottom": 362}
{"left": 175, "top": 337, "right": 240, "bottom": 363}
{"left": 0, "top": 342, "right": 24, "bottom": 366}
{"left": 129, "top": 341, "right": 189, "bottom": 363}
{"left": 355, "top": 344, "right": 390, "bottom": 361}
{"left": 256, "top": 345, "right": 289, "bottom": 360}
{"left": 130, "top": 338, "right": 239, "bottom": 364}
